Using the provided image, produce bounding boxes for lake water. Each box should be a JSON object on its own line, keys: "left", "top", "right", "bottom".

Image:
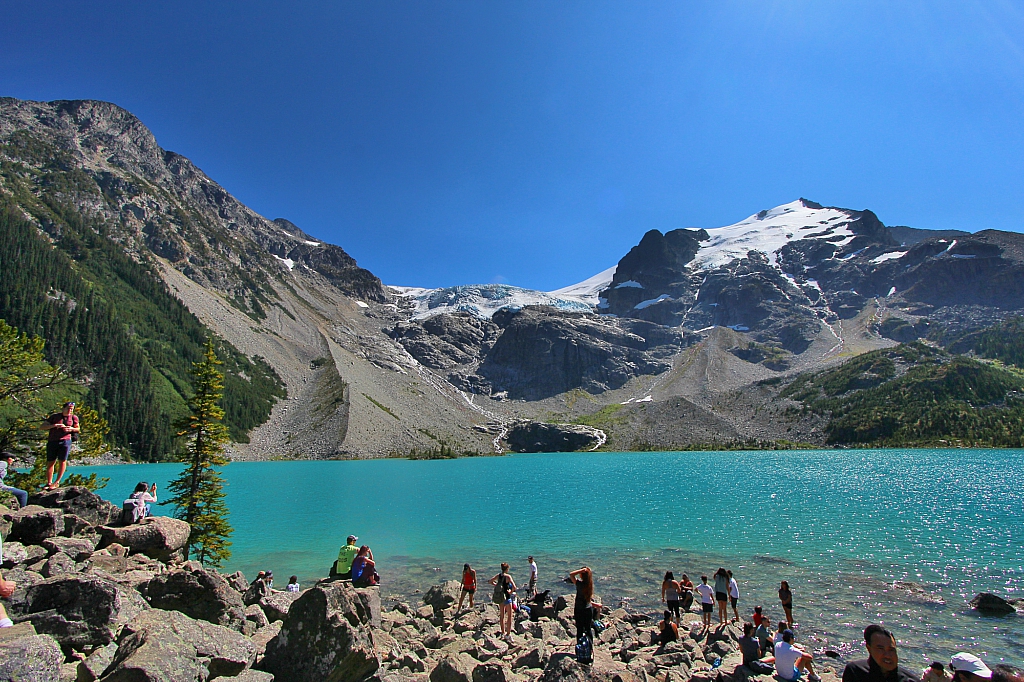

{"left": 77, "top": 449, "right": 1024, "bottom": 666}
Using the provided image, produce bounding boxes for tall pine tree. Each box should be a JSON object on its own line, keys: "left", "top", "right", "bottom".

{"left": 167, "top": 339, "right": 233, "bottom": 567}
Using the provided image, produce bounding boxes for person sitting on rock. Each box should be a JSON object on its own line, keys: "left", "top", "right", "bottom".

{"left": 842, "top": 624, "right": 916, "bottom": 682}
{"left": 351, "top": 545, "right": 379, "bottom": 587}
{"left": 286, "top": 575, "right": 300, "bottom": 592}
{"left": 923, "top": 662, "right": 950, "bottom": 682}
{"left": 333, "top": 535, "right": 359, "bottom": 579}
{"left": 775, "top": 629, "right": 821, "bottom": 682}
{"left": 0, "top": 452, "right": 28, "bottom": 509}
{"left": 740, "top": 621, "right": 775, "bottom": 674}
{"left": 244, "top": 570, "right": 272, "bottom": 605}
{"left": 754, "top": 614, "right": 775, "bottom": 655}
{"left": 658, "top": 610, "right": 679, "bottom": 645}
{"left": 123, "top": 482, "right": 157, "bottom": 523}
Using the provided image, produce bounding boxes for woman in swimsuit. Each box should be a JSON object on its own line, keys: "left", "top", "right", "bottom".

{"left": 457, "top": 563, "right": 477, "bottom": 611}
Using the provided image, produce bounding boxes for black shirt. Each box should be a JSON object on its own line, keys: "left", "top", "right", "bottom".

{"left": 842, "top": 658, "right": 918, "bottom": 682}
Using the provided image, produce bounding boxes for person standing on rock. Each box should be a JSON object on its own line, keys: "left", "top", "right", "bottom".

{"left": 490, "top": 563, "right": 516, "bottom": 640}
{"left": 728, "top": 570, "right": 740, "bottom": 622}
{"left": 661, "top": 571, "right": 681, "bottom": 625}
{"left": 527, "top": 556, "right": 538, "bottom": 598}
{"left": 695, "top": 575, "right": 715, "bottom": 628}
{"left": 568, "top": 566, "right": 601, "bottom": 644}
{"left": 713, "top": 567, "right": 730, "bottom": 625}
{"left": 0, "top": 452, "right": 28, "bottom": 509}
{"left": 457, "top": 563, "right": 477, "bottom": 611}
{"left": 42, "top": 401, "right": 79, "bottom": 490}
{"left": 779, "top": 580, "right": 795, "bottom": 626}
{"left": 334, "top": 535, "right": 359, "bottom": 579}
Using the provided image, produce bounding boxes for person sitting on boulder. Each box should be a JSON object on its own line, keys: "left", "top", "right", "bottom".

{"left": 244, "top": 570, "right": 272, "bottom": 604}
{"left": 286, "top": 575, "right": 300, "bottom": 592}
{"left": 122, "top": 482, "right": 158, "bottom": 524}
{"left": 740, "top": 621, "right": 775, "bottom": 674}
{"left": 755, "top": 614, "right": 775, "bottom": 655}
{"left": 333, "top": 535, "right": 359, "bottom": 579}
{"left": 658, "top": 610, "right": 679, "bottom": 645}
{"left": 0, "top": 452, "right": 28, "bottom": 509}
{"left": 351, "top": 545, "right": 379, "bottom": 587}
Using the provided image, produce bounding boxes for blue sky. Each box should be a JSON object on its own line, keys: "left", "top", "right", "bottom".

{"left": 2, "top": 1, "right": 1023, "bottom": 290}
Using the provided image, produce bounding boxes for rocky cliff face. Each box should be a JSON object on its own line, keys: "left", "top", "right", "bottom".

{"left": 0, "top": 98, "right": 386, "bottom": 312}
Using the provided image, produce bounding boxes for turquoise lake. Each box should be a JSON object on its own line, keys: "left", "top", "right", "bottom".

{"left": 77, "top": 449, "right": 1024, "bottom": 666}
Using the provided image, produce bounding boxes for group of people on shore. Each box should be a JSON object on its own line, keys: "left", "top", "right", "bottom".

{"left": 660, "top": 568, "right": 756, "bottom": 629}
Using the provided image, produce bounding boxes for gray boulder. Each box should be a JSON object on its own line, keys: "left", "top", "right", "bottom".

{"left": 1, "top": 540, "right": 48, "bottom": 568}
{"left": 42, "top": 536, "right": 96, "bottom": 561}
{"left": 0, "top": 633, "right": 64, "bottom": 682}
{"left": 234, "top": 671, "right": 276, "bottom": 682}
{"left": 245, "top": 603, "right": 270, "bottom": 629}
{"left": 260, "top": 590, "right": 302, "bottom": 622}
{"left": 145, "top": 565, "right": 247, "bottom": 629}
{"left": 27, "top": 486, "right": 121, "bottom": 527}
{"left": 539, "top": 655, "right": 590, "bottom": 682}
{"left": 16, "top": 573, "right": 148, "bottom": 650}
{"left": 8, "top": 506, "right": 65, "bottom": 545}
{"left": 225, "top": 570, "right": 250, "bottom": 593}
{"left": 430, "top": 653, "right": 478, "bottom": 682}
{"left": 97, "top": 516, "right": 190, "bottom": 561}
{"left": 970, "top": 592, "right": 1018, "bottom": 615}
{"left": 424, "top": 580, "right": 463, "bottom": 617}
{"left": 259, "top": 581, "right": 381, "bottom": 682}
{"left": 514, "top": 644, "right": 550, "bottom": 669}
{"left": 40, "top": 551, "right": 76, "bottom": 578}
{"left": 473, "top": 663, "right": 517, "bottom": 682}
{"left": 102, "top": 609, "right": 257, "bottom": 682}
{"left": 77, "top": 642, "right": 118, "bottom": 682}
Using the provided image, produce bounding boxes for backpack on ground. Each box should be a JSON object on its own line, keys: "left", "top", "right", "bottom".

{"left": 121, "top": 495, "right": 146, "bottom": 525}
{"left": 575, "top": 632, "right": 593, "bottom": 664}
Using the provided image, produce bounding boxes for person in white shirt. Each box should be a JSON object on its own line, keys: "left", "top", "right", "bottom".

{"left": 694, "top": 575, "right": 716, "bottom": 628}
{"left": 527, "top": 556, "right": 538, "bottom": 598}
{"left": 286, "top": 575, "right": 300, "bottom": 592}
{"left": 728, "top": 570, "right": 740, "bottom": 622}
{"left": 775, "top": 629, "right": 821, "bottom": 682}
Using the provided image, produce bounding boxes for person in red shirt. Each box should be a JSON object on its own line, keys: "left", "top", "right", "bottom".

{"left": 42, "top": 402, "right": 79, "bottom": 490}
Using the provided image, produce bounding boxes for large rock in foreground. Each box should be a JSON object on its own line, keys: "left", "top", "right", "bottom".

{"left": 0, "top": 633, "right": 64, "bottom": 682}
{"left": 28, "top": 486, "right": 122, "bottom": 527}
{"left": 259, "top": 581, "right": 381, "bottom": 682}
{"left": 506, "top": 421, "right": 603, "bottom": 453}
{"left": 102, "top": 609, "right": 256, "bottom": 681}
{"left": 7, "top": 506, "right": 64, "bottom": 545}
{"left": 16, "top": 573, "right": 148, "bottom": 650}
{"left": 146, "top": 565, "right": 247, "bottom": 630}
{"left": 98, "top": 516, "right": 190, "bottom": 561}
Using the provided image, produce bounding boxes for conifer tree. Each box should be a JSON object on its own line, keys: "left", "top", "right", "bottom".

{"left": 167, "top": 339, "right": 233, "bottom": 567}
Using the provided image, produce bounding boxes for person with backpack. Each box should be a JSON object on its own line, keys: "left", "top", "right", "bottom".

{"left": 122, "top": 482, "right": 157, "bottom": 524}
{"left": 41, "top": 402, "right": 79, "bottom": 490}
{"left": 490, "top": 563, "right": 517, "bottom": 641}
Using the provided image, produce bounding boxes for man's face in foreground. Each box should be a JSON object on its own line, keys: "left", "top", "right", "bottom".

{"left": 867, "top": 632, "right": 899, "bottom": 672}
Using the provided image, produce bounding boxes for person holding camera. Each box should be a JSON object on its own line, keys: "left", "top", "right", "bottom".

{"left": 42, "top": 401, "right": 80, "bottom": 490}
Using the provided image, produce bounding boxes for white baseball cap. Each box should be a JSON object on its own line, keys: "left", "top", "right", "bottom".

{"left": 950, "top": 653, "right": 992, "bottom": 679}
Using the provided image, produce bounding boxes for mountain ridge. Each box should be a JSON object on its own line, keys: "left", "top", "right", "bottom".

{"left": 4, "top": 96, "right": 1024, "bottom": 457}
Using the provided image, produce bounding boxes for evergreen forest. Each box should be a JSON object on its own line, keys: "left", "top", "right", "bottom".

{"left": 0, "top": 141, "right": 284, "bottom": 461}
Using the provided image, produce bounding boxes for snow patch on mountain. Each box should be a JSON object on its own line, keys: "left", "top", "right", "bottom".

{"left": 390, "top": 284, "right": 593, "bottom": 320}
{"left": 550, "top": 265, "right": 617, "bottom": 305}
{"left": 691, "top": 199, "right": 856, "bottom": 271}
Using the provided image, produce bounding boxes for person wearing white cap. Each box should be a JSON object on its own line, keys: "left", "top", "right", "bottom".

{"left": 949, "top": 653, "right": 993, "bottom": 682}
{"left": 842, "top": 624, "right": 916, "bottom": 682}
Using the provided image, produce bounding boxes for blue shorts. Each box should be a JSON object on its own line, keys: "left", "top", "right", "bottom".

{"left": 46, "top": 439, "right": 72, "bottom": 462}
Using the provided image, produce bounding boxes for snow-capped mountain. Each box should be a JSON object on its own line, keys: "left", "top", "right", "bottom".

{"left": 389, "top": 284, "right": 594, "bottom": 320}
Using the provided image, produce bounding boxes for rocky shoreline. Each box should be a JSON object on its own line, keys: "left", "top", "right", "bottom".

{"left": 0, "top": 486, "right": 848, "bottom": 682}
{"left": 4, "top": 487, "right": 1020, "bottom": 682}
